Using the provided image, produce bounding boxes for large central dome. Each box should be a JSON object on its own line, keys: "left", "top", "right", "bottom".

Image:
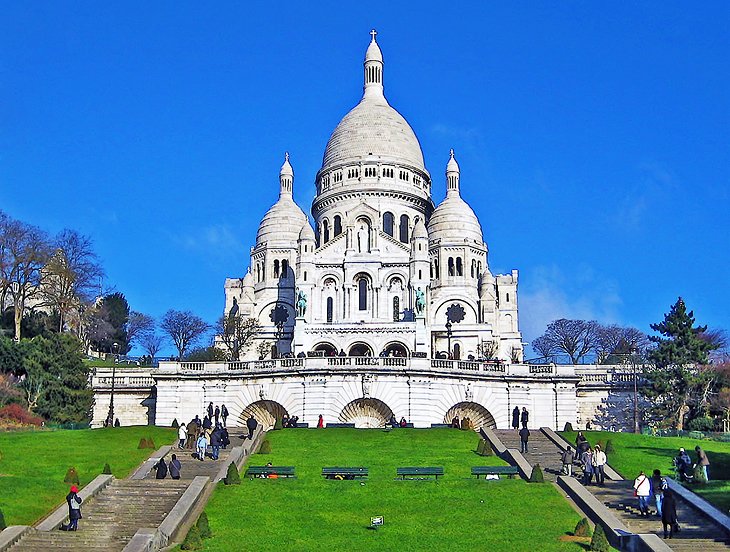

{"left": 320, "top": 32, "right": 426, "bottom": 172}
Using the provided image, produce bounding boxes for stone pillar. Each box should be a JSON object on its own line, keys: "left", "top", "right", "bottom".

{"left": 415, "top": 315, "right": 430, "bottom": 356}
{"left": 293, "top": 317, "right": 306, "bottom": 357}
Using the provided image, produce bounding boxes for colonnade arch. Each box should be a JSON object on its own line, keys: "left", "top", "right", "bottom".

{"left": 239, "top": 400, "right": 288, "bottom": 430}
{"left": 443, "top": 401, "right": 496, "bottom": 429}
{"left": 338, "top": 398, "right": 394, "bottom": 428}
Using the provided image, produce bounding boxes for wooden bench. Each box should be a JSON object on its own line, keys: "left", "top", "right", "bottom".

{"left": 322, "top": 467, "right": 369, "bottom": 479}
{"left": 397, "top": 467, "right": 444, "bottom": 480}
{"left": 245, "top": 466, "right": 296, "bottom": 478}
{"left": 326, "top": 423, "right": 356, "bottom": 428}
{"left": 430, "top": 423, "right": 450, "bottom": 428}
{"left": 471, "top": 466, "right": 519, "bottom": 479}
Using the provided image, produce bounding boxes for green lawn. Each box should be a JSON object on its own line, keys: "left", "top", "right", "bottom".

{"left": 199, "top": 429, "right": 588, "bottom": 551}
{"left": 0, "top": 426, "right": 176, "bottom": 525}
{"left": 561, "top": 430, "right": 730, "bottom": 512}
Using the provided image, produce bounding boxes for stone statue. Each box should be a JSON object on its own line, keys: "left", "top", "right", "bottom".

{"left": 296, "top": 288, "right": 307, "bottom": 317}
{"left": 465, "top": 383, "right": 473, "bottom": 402}
{"left": 415, "top": 287, "right": 426, "bottom": 315}
{"left": 362, "top": 374, "right": 371, "bottom": 398}
{"left": 357, "top": 224, "right": 369, "bottom": 253}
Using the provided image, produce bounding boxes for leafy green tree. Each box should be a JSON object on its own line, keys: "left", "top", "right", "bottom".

{"left": 0, "top": 335, "right": 24, "bottom": 376}
{"left": 643, "top": 297, "right": 717, "bottom": 429}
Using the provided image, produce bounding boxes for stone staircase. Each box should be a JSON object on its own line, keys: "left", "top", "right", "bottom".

{"left": 9, "top": 479, "right": 189, "bottom": 551}
{"left": 143, "top": 445, "right": 234, "bottom": 481}
{"left": 494, "top": 429, "right": 730, "bottom": 550}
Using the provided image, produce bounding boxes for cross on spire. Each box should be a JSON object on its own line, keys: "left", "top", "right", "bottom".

{"left": 370, "top": 29, "right": 377, "bottom": 41}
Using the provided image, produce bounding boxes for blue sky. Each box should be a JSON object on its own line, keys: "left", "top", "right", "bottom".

{"left": 2, "top": 2, "right": 728, "bottom": 356}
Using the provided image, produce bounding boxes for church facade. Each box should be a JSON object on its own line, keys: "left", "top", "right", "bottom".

{"left": 224, "top": 32, "right": 522, "bottom": 363}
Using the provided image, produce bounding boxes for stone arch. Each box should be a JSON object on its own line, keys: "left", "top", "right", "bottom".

{"left": 239, "top": 400, "right": 288, "bottom": 430}
{"left": 383, "top": 341, "right": 409, "bottom": 357}
{"left": 348, "top": 342, "right": 373, "bottom": 356}
{"left": 313, "top": 342, "right": 337, "bottom": 355}
{"left": 339, "top": 398, "right": 394, "bottom": 428}
{"left": 444, "top": 401, "right": 496, "bottom": 430}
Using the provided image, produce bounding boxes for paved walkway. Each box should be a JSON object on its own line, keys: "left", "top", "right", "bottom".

{"left": 494, "top": 429, "right": 730, "bottom": 551}
{"left": 6, "top": 438, "right": 245, "bottom": 551}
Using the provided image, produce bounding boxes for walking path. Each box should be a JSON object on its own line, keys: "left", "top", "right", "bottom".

{"left": 3, "top": 428, "right": 264, "bottom": 552}
{"left": 492, "top": 429, "right": 730, "bottom": 551}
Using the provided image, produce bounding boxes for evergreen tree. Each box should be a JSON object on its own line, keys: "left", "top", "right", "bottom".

{"left": 589, "top": 523, "right": 610, "bottom": 552}
{"left": 644, "top": 298, "right": 717, "bottom": 429}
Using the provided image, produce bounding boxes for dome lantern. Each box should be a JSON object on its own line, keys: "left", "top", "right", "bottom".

{"left": 280, "top": 152, "right": 294, "bottom": 196}
{"left": 363, "top": 29, "right": 384, "bottom": 101}
{"left": 446, "top": 149, "right": 460, "bottom": 196}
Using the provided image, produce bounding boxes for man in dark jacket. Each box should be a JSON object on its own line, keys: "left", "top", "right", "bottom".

{"left": 247, "top": 415, "right": 258, "bottom": 439}
{"left": 214, "top": 405, "right": 220, "bottom": 426}
{"left": 561, "top": 446, "right": 575, "bottom": 476}
{"left": 520, "top": 407, "right": 529, "bottom": 428}
{"left": 221, "top": 404, "right": 229, "bottom": 427}
{"left": 207, "top": 402, "right": 214, "bottom": 420}
{"left": 168, "top": 454, "right": 182, "bottom": 480}
{"left": 155, "top": 457, "right": 168, "bottom": 479}
{"left": 66, "top": 485, "right": 82, "bottom": 531}
{"left": 661, "top": 489, "right": 679, "bottom": 539}
{"left": 519, "top": 426, "right": 530, "bottom": 453}
{"left": 512, "top": 406, "right": 520, "bottom": 430}
{"left": 210, "top": 426, "right": 223, "bottom": 460}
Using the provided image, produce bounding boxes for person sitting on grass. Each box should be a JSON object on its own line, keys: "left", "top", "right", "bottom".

{"left": 399, "top": 417, "right": 407, "bottom": 427}
{"left": 451, "top": 416, "right": 460, "bottom": 429}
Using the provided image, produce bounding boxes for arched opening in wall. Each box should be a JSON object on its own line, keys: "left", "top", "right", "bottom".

{"left": 453, "top": 343, "right": 461, "bottom": 360}
{"left": 448, "top": 257, "right": 455, "bottom": 276}
{"left": 339, "top": 398, "right": 394, "bottom": 428}
{"left": 273, "top": 260, "right": 280, "bottom": 278}
{"left": 383, "top": 212, "right": 394, "bottom": 237}
{"left": 281, "top": 259, "right": 288, "bottom": 278}
{"left": 348, "top": 342, "right": 373, "bottom": 356}
{"left": 239, "top": 400, "right": 289, "bottom": 430}
{"left": 383, "top": 341, "right": 409, "bottom": 357}
{"left": 326, "top": 297, "right": 334, "bottom": 323}
{"left": 358, "top": 278, "right": 368, "bottom": 311}
{"left": 323, "top": 220, "right": 330, "bottom": 243}
{"left": 334, "top": 215, "right": 342, "bottom": 237}
{"left": 456, "top": 257, "right": 463, "bottom": 276}
{"left": 399, "top": 214, "right": 409, "bottom": 243}
{"left": 444, "top": 401, "right": 496, "bottom": 430}
{"left": 313, "top": 342, "right": 337, "bottom": 356}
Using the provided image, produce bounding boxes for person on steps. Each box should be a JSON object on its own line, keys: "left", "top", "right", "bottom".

{"left": 221, "top": 404, "right": 229, "bottom": 427}
{"left": 651, "top": 469, "right": 667, "bottom": 517}
{"left": 207, "top": 402, "right": 214, "bottom": 421}
{"left": 214, "top": 405, "right": 220, "bottom": 426}
{"left": 581, "top": 447, "right": 594, "bottom": 485}
{"left": 519, "top": 425, "right": 530, "bottom": 453}
{"left": 210, "top": 425, "right": 223, "bottom": 460}
{"left": 561, "top": 446, "right": 575, "bottom": 476}
{"left": 65, "top": 485, "right": 82, "bottom": 531}
{"left": 592, "top": 444, "right": 607, "bottom": 486}
{"left": 661, "top": 489, "right": 679, "bottom": 539}
{"left": 246, "top": 415, "right": 258, "bottom": 439}
{"left": 512, "top": 406, "right": 520, "bottom": 430}
{"left": 575, "top": 432, "right": 589, "bottom": 455}
{"left": 155, "top": 456, "right": 168, "bottom": 479}
{"left": 169, "top": 454, "right": 182, "bottom": 480}
{"left": 520, "top": 407, "right": 529, "bottom": 428}
{"left": 196, "top": 433, "right": 208, "bottom": 461}
{"left": 633, "top": 470, "right": 651, "bottom": 516}
{"left": 178, "top": 423, "right": 187, "bottom": 449}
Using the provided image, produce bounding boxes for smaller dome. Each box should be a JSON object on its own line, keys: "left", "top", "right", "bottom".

{"left": 255, "top": 199, "right": 307, "bottom": 247}
{"left": 242, "top": 270, "right": 254, "bottom": 288}
{"left": 428, "top": 196, "right": 483, "bottom": 244}
{"left": 365, "top": 30, "right": 383, "bottom": 63}
{"left": 412, "top": 218, "right": 428, "bottom": 240}
{"left": 280, "top": 152, "right": 293, "bottom": 178}
{"left": 299, "top": 221, "right": 315, "bottom": 241}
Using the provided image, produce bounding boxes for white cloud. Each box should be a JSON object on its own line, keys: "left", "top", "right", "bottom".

{"left": 174, "top": 224, "right": 241, "bottom": 257}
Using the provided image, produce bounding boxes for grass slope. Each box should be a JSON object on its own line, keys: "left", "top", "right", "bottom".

{"left": 562, "top": 430, "right": 730, "bottom": 512}
{"left": 201, "top": 429, "right": 586, "bottom": 551}
{"left": 0, "top": 426, "right": 175, "bottom": 525}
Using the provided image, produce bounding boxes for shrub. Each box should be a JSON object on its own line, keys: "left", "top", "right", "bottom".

{"left": 138, "top": 438, "right": 149, "bottom": 449}
{"left": 604, "top": 439, "right": 615, "bottom": 454}
{"left": 574, "top": 517, "right": 592, "bottom": 537}
{"left": 563, "top": 422, "right": 573, "bottom": 432}
{"left": 589, "top": 523, "right": 610, "bottom": 552}
{"left": 180, "top": 524, "right": 203, "bottom": 550}
{"left": 687, "top": 416, "right": 714, "bottom": 432}
{"left": 274, "top": 417, "right": 283, "bottom": 430}
{"left": 114, "top": 418, "right": 120, "bottom": 427}
{"left": 528, "top": 464, "right": 544, "bottom": 483}
{"left": 146, "top": 437, "right": 156, "bottom": 449}
{"left": 102, "top": 463, "right": 112, "bottom": 475}
{"left": 693, "top": 465, "right": 708, "bottom": 484}
{"left": 197, "top": 511, "right": 212, "bottom": 539}
{"left": 64, "top": 467, "right": 80, "bottom": 485}
{"left": 171, "top": 418, "right": 179, "bottom": 429}
{"left": 477, "top": 439, "right": 493, "bottom": 456}
{"left": 0, "top": 508, "right": 6, "bottom": 530}
{"left": 259, "top": 439, "right": 272, "bottom": 454}
{"left": 0, "top": 404, "right": 43, "bottom": 426}
{"left": 224, "top": 462, "right": 241, "bottom": 485}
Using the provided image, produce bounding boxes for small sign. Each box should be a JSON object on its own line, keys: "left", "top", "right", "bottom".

{"left": 370, "top": 516, "right": 384, "bottom": 527}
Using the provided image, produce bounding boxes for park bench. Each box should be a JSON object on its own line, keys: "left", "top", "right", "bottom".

{"left": 397, "top": 467, "right": 444, "bottom": 480}
{"left": 326, "top": 423, "right": 356, "bottom": 428}
{"left": 471, "top": 466, "right": 519, "bottom": 479}
{"left": 322, "top": 467, "right": 369, "bottom": 479}
{"left": 295, "top": 422, "right": 309, "bottom": 428}
{"left": 245, "top": 466, "right": 296, "bottom": 478}
{"left": 430, "top": 423, "right": 450, "bottom": 428}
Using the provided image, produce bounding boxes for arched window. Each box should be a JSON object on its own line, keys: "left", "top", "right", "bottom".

{"left": 471, "top": 260, "right": 476, "bottom": 278}
{"left": 434, "top": 259, "right": 439, "bottom": 278}
{"left": 399, "top": 214, "right": 409, "bottom": 243}
{"left": 506, "top": 292, "right": 510, "bottom": 303}
{"left": 256, "top": 263, "right": 261, "bottom": 282}
{"left": 453, "top": 343, "right": 461, "bottom": 360}
{"left": 430, "top": 262, "right": 433, "bottom": 279}
{"left": 281, "top": 259, "right": 288, "bottom": 278}
{"left": 456, "top": 257, "right": 463, "bottom": 276}
{"left": 304, "top": 271, "right": 307, "bottom": 281}
{"left": 273, "top": 260, "right": 280, "bottom": 278}
{"left": 448, "top": 257, "right": 455, "bottom": 276}
{"left": 393, "top": 296, "right": 400, "bottom": 321}
{"left": 418, "top": 269, "right": 422, "bottom": 279}
{"left": 323, "top": 220, "right": 330, "bottom": 243}
{"left": 383, "top": 212, "right": 394, "bottom": 237}
{"left": 334, "top": 215, "right": 342, "bottom": 237}
{"left": 358, "top": 278, "right": 368, "bottom": 311}
{"left": 326, "top": 297, "right": 334, "bottom": 323}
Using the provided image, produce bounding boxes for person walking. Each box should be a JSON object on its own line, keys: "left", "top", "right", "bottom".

{"left": 246, "top": 414, "right": 258, "bottom": 439}
{"left": 155, "top": 457, "right": 168, "bottom": 479}
{"left": 633, "top": 470, "right": 652, "bottom": 516}
{"left": 214, "top": 405, "right": 220, "bottom": 426}
{"left": 196, "top": 433, "right": 208, "bottom": 461}
{"left": 519, "top": 425, "right": 530, "bottom": 453}
{"left": 695, "top": 446, "right": 710, "bottom": 481}
{"left": 318, "top": 414, "right": 325, "bottom": 428}
{"left": 661, "top": 489, "right": 679, "bottom": 539}
{"left": 561, "top": 446, "right": 575, "bottom": 476}
{"left": 651, "top": 469, "right": 667, "bottom": 517}
{"left": 65, "top": 485, "right": 82, "bottom": 531}
{"left": 575, "top": 432, "right": 589, "bottom": 455}
{"left": 581, "top": 447, "right": 594, "bottom": 485}
{"left": 210, "top": 425, "right": 222, "bottom": 460}
{"left": 674, "top": 448, "right": 693, "bottom": 481}
{"left": 168, "top": 454, "right": 182, "bottom": 480}
{"left": 512, "top": 406, "right": 520, "bottom": 430}
{"left": 592, "top": 444, "right": 607, "bottom": 486}
{"left": 520, "top": 407, "right": 529, "bottom": 428}
{"left": 221, "top": 404, "right": 229, "bottom": 427}
{"left": 178, "top": 423, "right": 188, "bottom": 449}
{"left": 207, "top": 402, "right": 214, "bottom": 421}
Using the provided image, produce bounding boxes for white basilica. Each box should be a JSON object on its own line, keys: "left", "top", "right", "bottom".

{"left": 224, "top": 32, "right": 523, "bottom": 363}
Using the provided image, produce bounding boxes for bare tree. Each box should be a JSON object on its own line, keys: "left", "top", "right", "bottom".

{"left": 21, "top": 376, "right": 43, "bottom": 414}
{"left": 595, "top": 324, "right": 650, "bottom": 363}
{"left": 534, "top": 318, "right": 599, "bottom": 364}
{"left": 256, "top": 340, "right": 273, "bottom": 360}
{"left": 126, "top": 312, "right": 155, "bottom": 349}
{"left": 42, "top": 229, "right": 104, "bottom": 333}
{"left": 216, "top": 314, "right": 260, "bottom": 360}
{"left": 701, "top": 328, "right": 729, "bottom": 362}
{"left": 477, "top": 340, "right": 498, "bottom": 360}
{"left": 160, "top": 310, "right": 210, "bottom": 360}
{"left": 139, "top": 331, "right": 165, "bottom": 361}
{"left": 0, "top": 215, "right": 52, "bottom": 341}
{"left": 531, "top": 334, "right": 557, "bottom": 362}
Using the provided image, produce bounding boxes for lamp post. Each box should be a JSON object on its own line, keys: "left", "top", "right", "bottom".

{"left": 445, "top": 319, "right": 453, "bottom": 359}
{"left": 631, "top": 349, "right": 640, "bottom": 434}
{"left": 105, "top": 342, "right": 119, "bottom": 428}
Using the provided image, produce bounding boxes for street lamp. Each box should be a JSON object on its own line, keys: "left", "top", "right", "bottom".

{"left": 445, "top": 320, "right": 453, "bottom": 359}
{"left": 105, "top": 342, "right": 119, "bottom": 428}
{"left": 631, "top": 349, "right": 640, "bottom": 434}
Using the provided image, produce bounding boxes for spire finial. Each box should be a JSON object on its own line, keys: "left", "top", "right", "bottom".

{"left": 370, "top": 29, "right": 377, "bottom": 42}
{"left": 450, "top": 148, "right": 454, "bottom": 158}
{"left": 285, "top": 151, "right": 289, "bottom": 161}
